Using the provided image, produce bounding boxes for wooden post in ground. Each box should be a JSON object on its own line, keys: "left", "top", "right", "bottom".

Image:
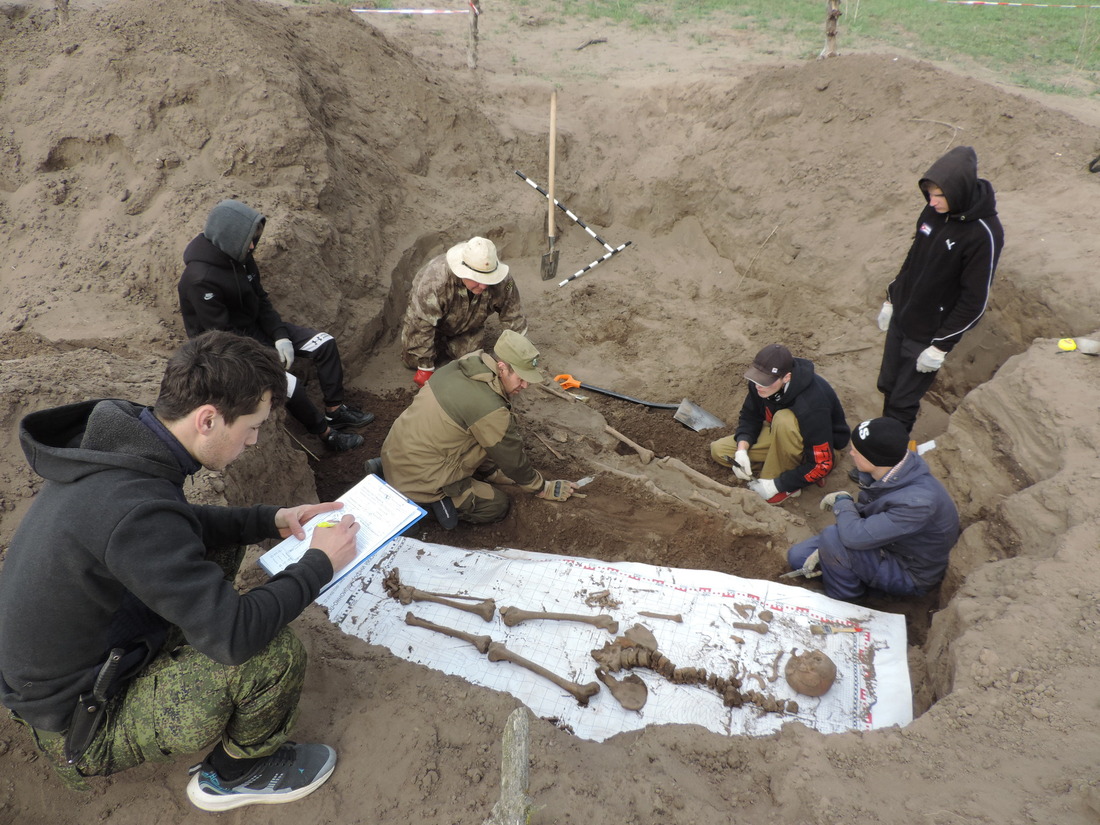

{"left": 483, "top": 707, "right": 533, "bottom": 825}
{"left": 821, "top": 0, "right": 841, "bottom": 58}
{"left": 467, "top": 0, "right": 481, "bottom": 70}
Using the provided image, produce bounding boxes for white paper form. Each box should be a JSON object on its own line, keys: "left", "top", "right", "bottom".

{"left": 318, "top": 537, "right": 913, "bottom": 742}
{"left": 258, "top": 474, "right": 425, "bottom": 593}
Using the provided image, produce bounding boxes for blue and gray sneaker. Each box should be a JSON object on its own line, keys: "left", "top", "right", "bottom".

{"left": 186, "top": 742, "right": 337, "bottom": 812}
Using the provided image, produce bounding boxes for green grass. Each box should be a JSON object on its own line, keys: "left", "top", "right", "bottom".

{"left": 537, "top": 0, "right": 1100, "bottom": 95}
{"left": 301, "top": 0, "right": 1100, "bottom": 95}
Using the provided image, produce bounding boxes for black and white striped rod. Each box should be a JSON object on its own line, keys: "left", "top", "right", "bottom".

{"left": 514, "top": 170, "right": 615, "bottom": 252}
{"left": 557, "top": 242, "right": 632, "bottom": 288}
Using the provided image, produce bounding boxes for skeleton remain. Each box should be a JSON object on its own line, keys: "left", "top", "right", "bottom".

{"left": 591, "top": 636, "right": 796, "bottom": 715}
{"left": 403, "top": 612, "right": 600, "bottom": 706}
{"left": 383, "top": 568, "right": 496, "bottom": 621}
{"left": 499, "top": 606, "right": 618, "bottom": 634}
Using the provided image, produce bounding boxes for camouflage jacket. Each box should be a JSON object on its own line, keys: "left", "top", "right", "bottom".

{"left": 400, "top": 254, "right": 527, "bottom": 369}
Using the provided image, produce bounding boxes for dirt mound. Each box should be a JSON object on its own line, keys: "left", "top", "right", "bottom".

{"left": 3, "top": 1, "right": 1100, "bottom": 824}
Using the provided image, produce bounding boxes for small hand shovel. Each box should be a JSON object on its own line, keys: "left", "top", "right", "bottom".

{"left": 540, "top": 89, "right": 560, "bottom": 281}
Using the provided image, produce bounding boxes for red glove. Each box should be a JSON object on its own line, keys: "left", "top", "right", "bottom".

{"left": 413, "top": 368, "right": 434, "bottom": 388}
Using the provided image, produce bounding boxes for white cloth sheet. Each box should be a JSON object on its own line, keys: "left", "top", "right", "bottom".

{"left": 317, "top": 537, "right": 912, "bottom": 742}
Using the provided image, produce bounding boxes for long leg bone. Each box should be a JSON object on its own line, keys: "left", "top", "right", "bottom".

{"left": 487, "top": 642, "right": 600, "bottom": 706}
{"left": 603, "top": 425, "right": 654, "bottom": 464}
{"left": 499, "top": 606, "right": 619, "bottom": 634}
{"left": 384, "top": 568, "right": 496, "bottom": 621}
{"left": 399, "top": 587, "right": 496, "bottom": 621}
{"left": 404, "top": 612, "right": 492, "bottom": 654}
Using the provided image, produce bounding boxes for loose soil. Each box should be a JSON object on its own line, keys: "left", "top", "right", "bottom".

{"left": 3, "top": 1, "right": 1100, "bottom": 824}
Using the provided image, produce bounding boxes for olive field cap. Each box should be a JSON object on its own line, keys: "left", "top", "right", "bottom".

{"left": 851, "top": 417, "right": 909, "bottom": 467}
{"left": 446, "top": 236, "right": 509, "bottom": 285}
{"left": 744, "top": 344, "right": 793, "bottom": 386}
{"left": 494, "top": 329, "right": 543, "bottom": 383}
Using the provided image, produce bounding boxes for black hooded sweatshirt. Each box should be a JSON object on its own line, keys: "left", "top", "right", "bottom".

{"left": 0, "top": 399, "right": 332, "bottom": 731}
{"left": 177, "top": 199, "right": 289, "bottom": 344}
{"left": 886, "top": 145, "right": 1005, "bottom": 352}
{"left": 734, "top": 357, "right": 851, "bottom": 494}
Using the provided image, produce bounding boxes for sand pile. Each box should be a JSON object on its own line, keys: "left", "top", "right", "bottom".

{"left": 2, "top": 1, "right": 1100, "bottom": 823}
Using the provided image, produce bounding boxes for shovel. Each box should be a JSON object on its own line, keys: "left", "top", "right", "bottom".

{"left": 540, "top": 90, "right": 560, "bottom": 281}
{"left": 554, "top": 374, "right": 725, "bottom": 432}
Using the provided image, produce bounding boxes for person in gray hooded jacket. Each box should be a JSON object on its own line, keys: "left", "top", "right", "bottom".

{"left": 786, "top": 417, "right": 960, "bottom": 601}
{"left": 178, "top": 199, "right": 372, "bottom": 451}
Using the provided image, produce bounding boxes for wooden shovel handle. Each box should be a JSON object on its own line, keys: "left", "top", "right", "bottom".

{"left": 548, "top": 89, "right": 556, "bottom": 240}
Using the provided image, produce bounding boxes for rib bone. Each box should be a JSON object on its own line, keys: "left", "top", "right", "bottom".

{"left": 499, "top": 606, "right": 618, "bottom": 634}
{"left": 404, "top": 612, "right": 492, "bottom": 654}
{"left": 487, "top": 642, "right": 600, "bottom": 706}
{"left": 603, "top": 425, "right": 654, "bottom": 464}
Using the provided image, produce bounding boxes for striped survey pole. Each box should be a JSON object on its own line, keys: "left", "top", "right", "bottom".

{"left": 557, "top": 242, "right": 633, "bottom": 288}
{"left": 514, "top": 170, "right": 616, "bottom": 252}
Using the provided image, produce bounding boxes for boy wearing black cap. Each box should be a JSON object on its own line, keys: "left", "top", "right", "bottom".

{"left": 711, "top": 343, "right": 850, "bottom": 505}
{"left": 786, "top": 417, "right": 960, "bottom": 601}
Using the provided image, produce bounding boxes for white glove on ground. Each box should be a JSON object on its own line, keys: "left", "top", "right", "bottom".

{"left": 877, "top": 301, "right": 893, "bottom": 332}
{"left": 747, "top": 478, "right": 778, "bottom": 501}
{"left": 731, "top": 449, "right": 753, "bottom": 481}
{"left": 915, "top": 345, "right": 947, "bottom": 373}
{"left": 819, "top": 491, "right": 854, "bottom": 512}
{"left": 275, "top": 338, "right": 295, "bottom": 370}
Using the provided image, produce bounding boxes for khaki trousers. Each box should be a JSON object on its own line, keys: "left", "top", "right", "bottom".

{"left": 710, "top": 408, "right": 804, "bottom": 479}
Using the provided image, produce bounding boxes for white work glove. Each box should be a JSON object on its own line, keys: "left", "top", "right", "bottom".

{"left": 748, "top": 478, "right": 778, "bottom": 501}
{"left": 799, "top": 549, "right": 822, "bottom": 578}
{"left": 877, "top": 301, "right": 893, "bottom": 332}
{"left": 915, "top": 345, "right": 947, "bottom": 373}
{"left": 731, "top": 449, "right": 753, "bottom": 481}
{"left": 819, "top": 491, "right": 854, "bottom": 512}
{"left": 275, "top": 338, "right": 295, "bottom": 370}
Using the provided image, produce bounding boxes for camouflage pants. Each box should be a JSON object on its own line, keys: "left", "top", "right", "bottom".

{"left": 29, "top": 541, "right": 306, "bottom": 788}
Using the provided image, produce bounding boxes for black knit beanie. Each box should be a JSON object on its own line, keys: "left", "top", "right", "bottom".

{"left": 851, "top": 417, "right": 909, "bottom": 467}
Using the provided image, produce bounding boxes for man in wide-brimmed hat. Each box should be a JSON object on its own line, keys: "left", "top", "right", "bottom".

{"left": 400, "top": 236, "right": 528, "bottom": 389}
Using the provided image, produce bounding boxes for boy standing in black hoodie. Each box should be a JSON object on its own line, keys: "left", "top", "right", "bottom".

{"left": 875, "top": 146, "right": 1004, "bottom": 433}
{"left": 178, "top": 199, "right": 373, "bottom": 451}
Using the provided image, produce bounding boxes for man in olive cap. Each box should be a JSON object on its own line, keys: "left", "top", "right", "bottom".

{"left": 379, "top": 329, "right": 575, "bottom": 527}
{"left": 785, "top": 417, "right": 960, "bottom": 601}
{"left": 400, "top": 236, "right": 528, "bottom": 389}
{"left": 711, "top": 343, "right": 849, "bottom": 505}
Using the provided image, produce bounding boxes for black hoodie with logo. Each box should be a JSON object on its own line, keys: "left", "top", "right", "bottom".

{"left": 886, "top": 145, "right": 1005, "bottom": 352}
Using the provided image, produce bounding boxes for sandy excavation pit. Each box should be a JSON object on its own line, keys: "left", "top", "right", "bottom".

{"left": 3, "top": 1, "right": 1100, "bottom": 823}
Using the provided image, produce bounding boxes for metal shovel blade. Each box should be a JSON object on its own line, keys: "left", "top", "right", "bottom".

{"left": 541, "top": 240, "right": 559, "bottom": 280}
{"left": 673, "top": 399, "right": 725, "bottom": 431}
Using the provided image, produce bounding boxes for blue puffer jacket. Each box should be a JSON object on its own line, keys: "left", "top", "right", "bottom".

{"left": 828, "top": 451, "right": 960, "bottom": 589}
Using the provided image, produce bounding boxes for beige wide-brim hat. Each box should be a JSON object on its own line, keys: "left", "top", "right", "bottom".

{"left": 446, "top": 236, "right": 509, "bottom": 286}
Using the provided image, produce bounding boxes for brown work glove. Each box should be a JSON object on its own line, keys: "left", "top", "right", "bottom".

{"left": 539, "top": 479, "right": 576, "bottom": 501}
